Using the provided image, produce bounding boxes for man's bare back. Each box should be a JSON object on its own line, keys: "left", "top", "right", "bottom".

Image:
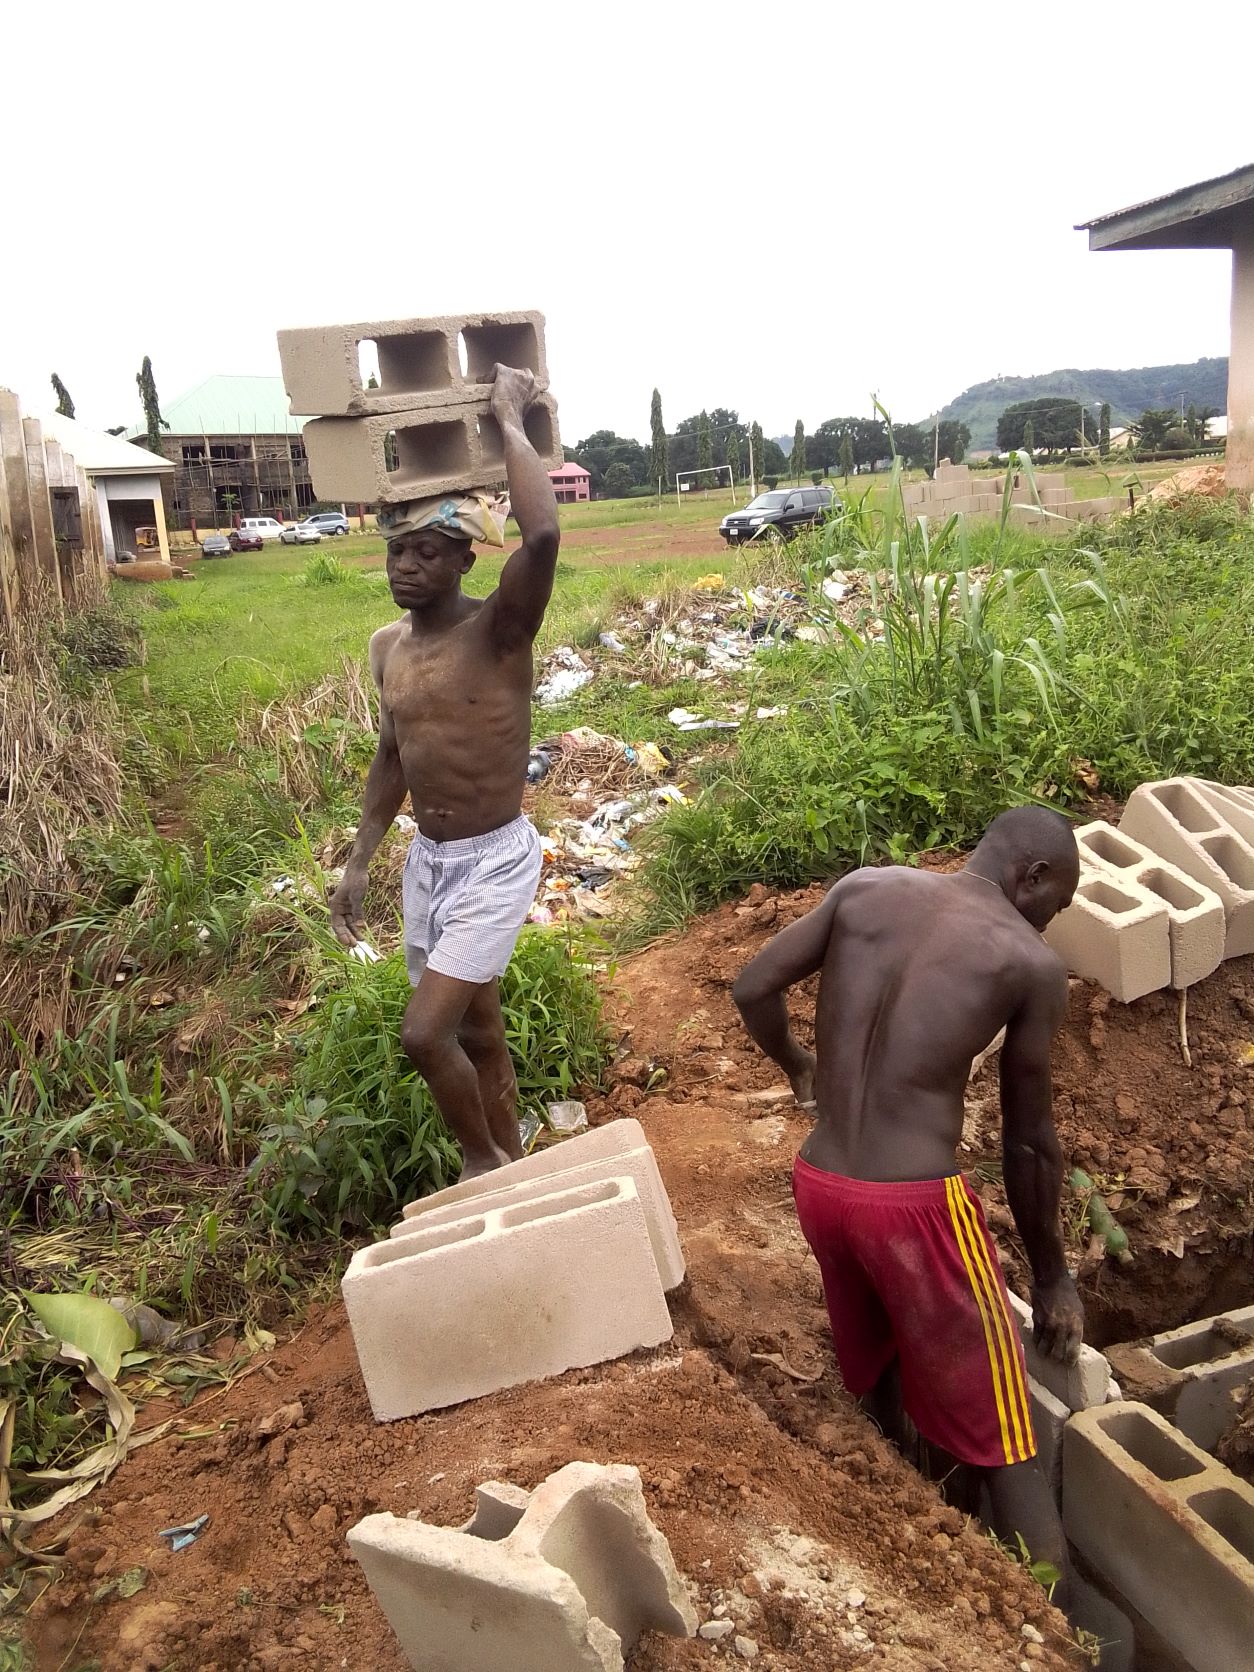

{"left": 794, "top": 866, "right": 1069, "bottom": 1182}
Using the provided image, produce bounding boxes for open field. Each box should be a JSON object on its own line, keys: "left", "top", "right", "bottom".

{"left": 5, "top": 478, "right": 1254, "bottom": 1668}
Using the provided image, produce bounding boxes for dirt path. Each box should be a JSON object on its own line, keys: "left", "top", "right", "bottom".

{"left": 30, "top": 874, "right": 1254, "bottom": 1670}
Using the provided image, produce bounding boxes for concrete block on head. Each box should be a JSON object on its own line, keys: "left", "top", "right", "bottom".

{"left": 1063, "top": 1402, "right": 1254, "bottom": 1672}
{"left": 392, "top": 1132, "right": 684, "bottom": 1292}
{"left": 1007, "top": 1289, "right": 1112, "bottom": 1411}
{"left": 343, "top": 1176, "right": 673, "bottom": 1421}
{"left": 1044, "top": 869, "right": 1171, "bottom": 1002}
{"left": 349, "top": 1460, "right": 695, "bottom": 1671}
{"left": 1121, "top": 779, "right": 1254, "bottom": 958}
{"left": 1074, "top": 820, "right": 1225, "bottom": 989}
{"left": 304, "top": 396, "right": 562, "bottom": 506}
{"left": 278, "top": 309, "right": 549, "bottom": 417}
{"left": 1108, "top": 1305, "right": 1254, "bottom": 1452}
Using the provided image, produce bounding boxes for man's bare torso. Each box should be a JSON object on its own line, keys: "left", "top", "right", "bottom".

{"left": 372, "top": 598, "right": 533, "bottom": 842}
{"left": 801, "top": 868, "right": 1064, "bottom": 1182}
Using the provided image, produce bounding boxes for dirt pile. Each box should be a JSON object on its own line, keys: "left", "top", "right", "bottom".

{"left": 1143, "top": 462, "right": 1229, "bottom": 504}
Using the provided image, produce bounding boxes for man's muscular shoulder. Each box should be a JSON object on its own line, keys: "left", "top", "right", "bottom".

{"left": 368, "top": 618, "right": 407, "bottom": 689}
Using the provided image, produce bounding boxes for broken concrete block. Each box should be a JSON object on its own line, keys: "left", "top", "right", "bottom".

{"left": 1044, "top": 869, "right": 1171, "bottom": 1002}
{"left": 278, "top": 310, "right": 549, "bottom": 417}
{"left": 1107, "top": 1305, "right": 1254, "bottom": 1452}
{"left": 1028, "top": 1375, "right": 1069, "bottom": 1501}
{"left": 349, "top": 1461, "right": 696, "bottom": 1671}
{"left": 392, "top": 1130, "right": 684, "bottom": 1292}
{"left": 304, "top": 395, "right": 562, "bottom": 506}
{"left": 1007, "top": 1290, "right": 1112, "bottom": 1411}
{"left": 1120, "top": 779, "right": 1254, "bottom": 959}
{"left": 1074, "top": 820, "right": 1225, "bottom": 989}
{"left": 343, "top": 1175, "right": 672, "bottom": 1421}
{"left": 1064, "top": 1402, "right": 1254, "bottom": 1672}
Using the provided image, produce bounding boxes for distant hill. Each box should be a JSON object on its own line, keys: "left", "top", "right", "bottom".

{"left": 937, "top": 358, "right": 1228, "bottom": 450}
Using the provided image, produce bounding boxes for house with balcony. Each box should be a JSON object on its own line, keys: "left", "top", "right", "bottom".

{"left": 547, "top": 461, "right": 591, "bottom": 504}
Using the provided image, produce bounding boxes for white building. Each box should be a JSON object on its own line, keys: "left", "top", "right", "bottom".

{"left": 38, "top": 411, "right": 174, "bottom": 564}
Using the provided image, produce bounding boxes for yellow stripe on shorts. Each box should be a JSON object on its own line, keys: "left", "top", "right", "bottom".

{"left": 949, "top": 1177, "right": 1035, "bottom": 1462}
{"left": 944, "top": 1176, "right": 1032, "bottom": 1465}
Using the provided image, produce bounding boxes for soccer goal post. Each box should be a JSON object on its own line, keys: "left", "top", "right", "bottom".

{"left": 675, "top": 465, "right": 735, "bottom": 507}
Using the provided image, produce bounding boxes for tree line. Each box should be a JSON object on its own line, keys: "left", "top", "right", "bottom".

{"left": 567, "top": 395, "right": 974, "bottom": 498}
{"left": 996, "top": 397, "right": 1220, "bottom": 459}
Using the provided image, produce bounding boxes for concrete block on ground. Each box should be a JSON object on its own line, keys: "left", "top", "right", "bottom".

{"left": 1028, "top": 1375, "right": 1069, "bottom": 1501}
{"left": 1121, "top": 778, "right": 1254, "bottom": 959}
{"left": 1007, "top": 1289, "right": 1113, "bottom": 1411}
{"left": 401, "top": 1119, "right": 649, "bottom": 1215}
{"left": 1074, "top": 820, "right": 1225, "bottom": 989}
{"left": 343, "top": 1175, "right": 673, "bottom": 1421}
{"left": 1044, "top": 870, "right": 1171, "bottom": 1002}
{"left": 392, "top": 1131, "right": 685, "bottom": 1292}
{"left": 1063, "top": 1402, "right": 1254, "bottom": 1671}
{"left": 278, "top": 309, "right": 549, "bottom": 417}
{"left": 351, "top": 1460, "right": 695, "bottom": 1671}
{"left": 1106, "top": 1305, "right": 1254, "bottom": 1452}
{"left": 304, "top": 394, "right": 562, "bottom": 505}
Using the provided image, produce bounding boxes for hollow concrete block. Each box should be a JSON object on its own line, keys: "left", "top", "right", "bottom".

{"left": 391, "top": 1133, "right": 685, "bottom": 1293}
{"left": 342, "top": 1176, "right": 673, "bottom": 1421}
{"left": 278, "top": 309, "right": 549, "bottom": 417}
{"left": 1063, "top": 1402, "right": 1254, "bottom": 1671}
{"left": 1106, "top": 1304, "right": 1254, "bottom": 1452}
{"left": 1074, "top": 820, "right": 1225, "bottom": 989}
{"left": 351, "top": 1461, "right": 695, "bottom": 1672}
{"left": 1028, "top": 1375, "right": 1069, "bottom": 1501}
{"left": 1120, "top": 779, "right": 1254, "bottom": 958}
{"left": 305, "top": 394, "right": 562, "bottom": 505}
{"left": 402, "top": 1119, "right": 648, "bottom": 1213}
{"left": 1007, "top": 1290, "right": 1112, "bottom": 1412}
{"left": 1044, "top": 869, "right": 1171, "bottom": 1002}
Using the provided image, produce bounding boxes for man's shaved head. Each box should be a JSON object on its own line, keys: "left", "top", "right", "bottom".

{"left": 970, "top": 807, "right": 1079, "bottom": 930}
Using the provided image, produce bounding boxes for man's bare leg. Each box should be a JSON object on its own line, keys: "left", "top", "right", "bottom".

{"left": 400, "top": 970, "right": 511, "bottom": 1179}
{"left": 982, "top": 1459, "right": 1071, "bottom": 1614}
{"left": 457, "top": 979, "right": 523, "bottom": 1163}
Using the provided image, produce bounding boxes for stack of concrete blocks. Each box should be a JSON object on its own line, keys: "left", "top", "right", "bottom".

{"left": 897, "top": 461, "right": 1120, "bottom": 527}
{"left": 1120, "top": 778, "right": 1254, "bottom": 961}
{"left": 1107, "top": 1305, "right": 1254, "bottom": 1452}
{"left": 349, "top": 1462, "right": 696, "bottom": 1671}
{"left": 1064, "top": 1402, "right": 1254, "bottom": 1671}
{"left": 342, "top": 1120, "right": 684, "bottom": 1421}
{"left": 1045, "top": 818, "right": 1227, "bottom": 1003}
{"left": 1005, "top": 1289, "right": 1116, "bottom": 1499}
{"left": 276, "top": 310, "right": 563, "bottom": 505}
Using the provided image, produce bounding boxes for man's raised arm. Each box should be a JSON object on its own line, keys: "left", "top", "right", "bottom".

{"left": 732, "top": 890, "right": 839, "bottom": 1105}
{"left": 328, "top": 628, "right": 408, "bottom": 948}
{"left": 1000, "top": 959, "right": 1083, "bottom": 1365}
{"left": 489, "top": 364, "right": 561, "bottom": 650}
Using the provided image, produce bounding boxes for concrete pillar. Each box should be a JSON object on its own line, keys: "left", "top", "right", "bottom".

{"left": 1228, "top": 233, "right": 1254, "bottom": 495}
{"left": 152, "top": 483, "right": 171, "bottom": 564}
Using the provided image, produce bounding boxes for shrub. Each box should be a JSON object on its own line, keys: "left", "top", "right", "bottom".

{"left": 301, "top": 550, "right": 349, "bottom": 588}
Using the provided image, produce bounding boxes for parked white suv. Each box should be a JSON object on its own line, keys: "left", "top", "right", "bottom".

{"left": 238, "top": 517, "right": 287, "bottom": 542}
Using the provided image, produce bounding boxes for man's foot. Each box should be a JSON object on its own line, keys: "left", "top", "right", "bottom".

{"left": 458, "top": 1142, "right": 514, "bottom": 1183}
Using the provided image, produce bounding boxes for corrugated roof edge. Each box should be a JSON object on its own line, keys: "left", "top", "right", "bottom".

{"left": 1076, "top": 160, "right": 1254, "bottom": 231}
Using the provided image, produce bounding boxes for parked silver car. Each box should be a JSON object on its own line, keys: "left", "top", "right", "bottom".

{"left": 280, "top": 522, "right": 322, "bottom": 545}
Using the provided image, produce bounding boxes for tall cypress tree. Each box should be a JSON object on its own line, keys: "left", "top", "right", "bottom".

{"left": 649, "top": 388, "right": 668, "bottom": 491}
{"left": 50, "top": 374, "right": 75, "bottom": 419}
{"left": 725, "top": 429, "right": 742, "bottom": 483}
{"left": 749, "top": 421, "right": 764, "bottom": 486}
{"left": 697, "top": 410, "right": 712, "bottom": 475}
{"left": 136, "top": 356, "right": 168, "bottom": 456}
{"left": 1098, "top": 403, "right": 1111, "bottom": 459}
{"left": 840, "top": 433, "right": 854, "bottom": 480}
{"left": 790, "top": 420, "right": 806, "bottom": 479}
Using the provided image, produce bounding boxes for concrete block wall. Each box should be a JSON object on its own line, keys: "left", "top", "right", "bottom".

{"left": 393, "top": 1122, "right": 685, "bottom": 1293}
{"left": 1121, "top": 778, "right": 1254, "bottom": 958}
{"left": 893, "top": 461, "right": 1117, "bottom": 526}
{"left": 1063, "top": 1402, "right": 1254, "bottom": 1672}
{"left": 1107, "top": 1305, "right": 1254, "bottom": 1452}
{"left": 303, "top": 394, "right": 562, "bottom": 505}
{"left": 349, "top": 1461, "right": 695, "bottom": 1672}
{"left": 278, "top": 310, "right": 549, "bottom": 417}
{"left": 343, "top": 1175, "right": 673, "bottom": 1421}
{"left": 1071, "top": 820, "right": 1226, "bottom": 990}
{"left": 1007, "top": 1289, "right": 1113, "bottom": 1411}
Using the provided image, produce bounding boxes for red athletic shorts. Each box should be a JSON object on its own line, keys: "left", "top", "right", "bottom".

{"left": 792, "top": 1155, "right": 1036, "bottom": 1469}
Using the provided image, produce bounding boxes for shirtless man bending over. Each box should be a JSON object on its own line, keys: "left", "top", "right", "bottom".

{"left": 732, "top": 808, "right": 1082, "bottom": 1603}
{"left": 329, "top": 366, "right": 557, "bottom": 1179}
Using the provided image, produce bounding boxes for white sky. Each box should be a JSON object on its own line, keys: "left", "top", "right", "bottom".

{"left": 4, "top": 2, "right": 1250, "bottom": 444}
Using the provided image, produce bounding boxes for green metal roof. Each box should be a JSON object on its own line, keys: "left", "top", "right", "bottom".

{"left": 127, "top": 375, "right": 310, "bottom": 439}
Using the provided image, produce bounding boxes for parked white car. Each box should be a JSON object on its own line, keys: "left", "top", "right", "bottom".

{"left": 280, "top": 522, "right": 323, "bottom": 545}
{"left": 237, "top": 516, "right": 287, "bottom": 542}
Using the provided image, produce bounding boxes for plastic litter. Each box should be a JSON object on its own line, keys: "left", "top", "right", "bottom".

{"left": 535, "top": 646, "right": 594, "bottom": 706}
{"left": 693, "top": 573, "right": 725, "bottom": 591}
{"left": 526, "top": 749, "right": 552, "bottom": 784}
{"left": 667, "top": 707, "right": 740, "bottom": 733}
{"left": 519, "top": 1111, "right": 544, "bottom": 1154}
{"left": 158, "top": 1514, "right": 209, "bottom": 1553}
{"left": 597, "top": 630, "right": 627, "bottom": 652}
{"left": 393, "top": 813, "right": 417, "bottom": 835}
{"left": 546, "top": 1100, "right": 588, "bottom": 1134}
{"left": 349, "top": 941, "right": 382, "bottom": 965}
{"left": 755, "top": 705, "right": 789, "bottom": 720}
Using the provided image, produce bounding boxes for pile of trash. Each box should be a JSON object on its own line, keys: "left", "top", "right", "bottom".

{"left": 524, "top": 727, "right": 690, "bottom": 925}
